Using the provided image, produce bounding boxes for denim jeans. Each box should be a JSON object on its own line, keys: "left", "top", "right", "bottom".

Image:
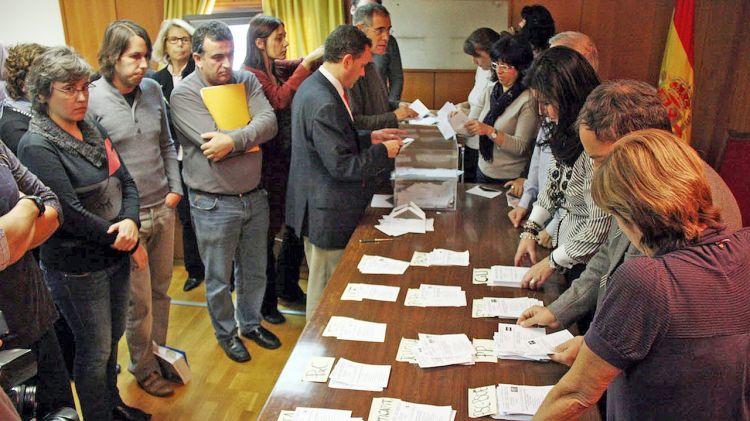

{"left": 476, "top": 167, "right": 512, "bottom": 185}
{"left": 176, "top": 161, "right": 205, "bottom": 279}
{"left": 41, "top": 258, "right": 130, "bottom": 421}
{"left": 126, "top": 202, "right": 175, "bottom": 381}
{"left": 189, "top": 188, "right": 269, "bottom": 341}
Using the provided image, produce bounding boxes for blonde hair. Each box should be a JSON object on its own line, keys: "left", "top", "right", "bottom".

{"left": 591, "top": 129, "right": 722, "bottom": 253}
{"left": 153, "top": 19, "right": 195, "bottom": 63}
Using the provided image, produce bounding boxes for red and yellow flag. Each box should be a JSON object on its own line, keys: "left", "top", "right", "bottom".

{"left": 658, "top": 0, "right": 694, "bottom": 143}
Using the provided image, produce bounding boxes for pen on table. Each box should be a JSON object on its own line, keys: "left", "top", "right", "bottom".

{"left": 360, "top": 238, "right": 395, "bottom": 243}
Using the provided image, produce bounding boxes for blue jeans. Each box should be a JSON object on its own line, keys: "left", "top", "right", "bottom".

{"left": 476, "top": 167, "right": 512, "bottom": 185}
{"left": 41, "top": 258, "right": 130, "bottom": 421}
{"left": 189, "top": 188, "right": 269, "bottom": 341}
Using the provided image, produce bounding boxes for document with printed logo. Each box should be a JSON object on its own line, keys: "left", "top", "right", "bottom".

{"left": 328, "top": 358, "right": 391, "bottom": 392}
{"left": 488, "top": 265, "right": 530, "bottom": 288}
{"left": 492, "top": 384, "right": 554, "bottom": 420}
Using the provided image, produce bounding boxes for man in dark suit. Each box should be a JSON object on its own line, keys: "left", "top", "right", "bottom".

{"left": 286, "top": 25, "right": 404, "bottom": 319}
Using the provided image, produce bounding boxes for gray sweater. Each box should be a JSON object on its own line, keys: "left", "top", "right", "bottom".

{"left": 88, "top": 77, "right": 181, "bottom": 207}
{"left": 170, "top": 70, "right": 277, "bottom": 194}
{"left": 348, "top": 62, "right": 398, "bottom": 130}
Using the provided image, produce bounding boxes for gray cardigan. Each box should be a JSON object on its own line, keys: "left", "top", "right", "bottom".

{"left": 348, "top": 62, "right": 398, "bottom": 130}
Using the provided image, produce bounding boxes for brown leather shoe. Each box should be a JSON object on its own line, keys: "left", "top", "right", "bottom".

{"left": 137, "top": 371, "right": 175, "bottom": 397}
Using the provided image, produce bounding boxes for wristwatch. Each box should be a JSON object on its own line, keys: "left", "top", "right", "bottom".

{"left": 489, "top": 129, "right": 497, "bottom": 140}
{"left": 20, "top": 195, "right": 45, "bottom": 217}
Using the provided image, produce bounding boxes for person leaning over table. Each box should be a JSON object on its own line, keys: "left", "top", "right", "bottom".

{"left": 464, "top": 33, "right": 539, "bottom": 185}
{"left": 531, "top": 129, "right": 750, "bottom": 421}
{"left": 512, "top": 47, "right": 608, "bottom": 288}
{"left": 16, "top": 46, "right": 150, "bottom": 421}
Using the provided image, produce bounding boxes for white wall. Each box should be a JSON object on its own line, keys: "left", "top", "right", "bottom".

{"left": 384, "top": 0, "right": 509, "bottom": 69}
{"left": 0, "top": 0, "right": 66, "bottom": 46}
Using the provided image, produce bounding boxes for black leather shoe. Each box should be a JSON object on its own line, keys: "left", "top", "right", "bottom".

{"left": 218, "top": 336, "right": 251, "bottom": 362}
{"left": 241, "top": 326, "right": 281, "bottom": 350}
{"left": 113, "top": 401, "right": 152, "bottom": 421}
{"left": 278, "top": 292, "right": 306, "bottom": 306}
{"left": 263, "top": 308, "right": 286, "bottom": 324}
{"left": 183, "top": 277, "right": 203, "bottom": 292}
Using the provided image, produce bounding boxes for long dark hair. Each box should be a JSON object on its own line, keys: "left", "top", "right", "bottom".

{"left": 524, "top": 47, "right": 600, "bottom": 166}
{"left": 243, "top": 15, "right": 283, "bottom": 71}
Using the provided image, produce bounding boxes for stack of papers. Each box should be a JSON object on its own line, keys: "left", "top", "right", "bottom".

{"left": 492, "top": 384, "right": 554, "bottom": 420}
{"left": 369, "top": 397, "right": 457, "bottom": 421}
{"left": 398, "top": 337, "right": 497, "bottom": 364}
{"left": 488, "top": 265, "right": 530, "bottom": 287}
{"left": 357, "top": 255, "right": 410, "bottom": 275}
{"left": 341, "top": 283, "right": 400, "bottom": 302}
{"left": 328, "top": 358, "right": 391, "bottom": 391}
{"left": 323, "top": 316, "right": 387, "bottom": 342}
{"left": 277, "top": 407, "right": 360, "bottom": 421}
{"left": 472, "top": 297, "right": 543, "bottom": 318}
{"left": 414, "top": 333, "right": 475, "bottom": 368}
{"left": 494, "top": 323, "right": 573, "bottom": 361}
{"left": 410, "top": 249, "right": 470, "bottom": 267}
{"left": 405, "top": 284, "right": 467, "bottom": 307}
{"left": 375, "top": 202, "right": 434, "bottom": 237}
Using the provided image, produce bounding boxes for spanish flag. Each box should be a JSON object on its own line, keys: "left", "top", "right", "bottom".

{"left": 658, "top": 0, "right": 694, "bottom": 143}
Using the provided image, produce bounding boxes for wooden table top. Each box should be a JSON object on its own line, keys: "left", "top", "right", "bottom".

{"left": 258, "top": 185, "right": 600, "bottom": 421}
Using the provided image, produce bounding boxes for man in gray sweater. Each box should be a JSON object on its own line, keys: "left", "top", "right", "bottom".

{"left": 88, "top": 20, "right": 182, "bottom": 397}
{"left": 170, "top": 21, "right": 279, "bottom": 363}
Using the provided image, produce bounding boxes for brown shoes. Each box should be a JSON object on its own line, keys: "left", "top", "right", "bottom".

{"left": 138, "top": 371, "right": 176, "bottom": 397}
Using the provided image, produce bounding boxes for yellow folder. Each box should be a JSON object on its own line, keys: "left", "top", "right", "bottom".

{"left": 200, "top": 83, "right": 259, "bottom": 152}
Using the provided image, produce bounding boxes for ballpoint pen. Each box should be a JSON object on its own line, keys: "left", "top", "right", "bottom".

{"left": 359, "top": 238, "right": 395, "bottom": 243}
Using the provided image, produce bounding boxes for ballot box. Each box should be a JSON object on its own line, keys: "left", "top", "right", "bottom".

{"left": 393, "top": 124, "right": 459, "bottom": 211}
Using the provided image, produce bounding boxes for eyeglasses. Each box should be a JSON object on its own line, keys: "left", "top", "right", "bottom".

{"left": 167, "top": 37, "right": 191, "bottom": 45}
{"left": 369, "top": 27, "right": 393, "bottom": 36}
{"left": 53, "top": 83, "right": 94, "bottom": 97}
{"left": 491, "top": 62, "right": 514, "bottom": 72}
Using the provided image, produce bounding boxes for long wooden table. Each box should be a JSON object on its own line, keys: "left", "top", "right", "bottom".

{"left": 258, "top": 185, "right": 600, "bottom": 420}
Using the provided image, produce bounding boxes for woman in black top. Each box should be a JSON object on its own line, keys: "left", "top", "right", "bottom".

{"left": 17, "top": 47, "right": 148, "bottom": 421}
{"left": 0, "top": 43, "right": 47, "bottom": 153}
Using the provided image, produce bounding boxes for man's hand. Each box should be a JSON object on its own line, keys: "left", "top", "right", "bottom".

{"left": 200, "top": 131, "right": 235, "bottom": 162}
{"left": 371, "top": 128, "right": 407, "bottom": 144}
{"left": 549, "top": 336, "right": 584, "bottom": 366}
{"left": 383, "top": 139, "right": 403, "bottom": 158}
{"left": 394, "top": 105, "right": 418, "bottom": 121}
{"left": 108, "top": 218, "right": 139, "bottom": 251}
{"left": 132, "top": 243, "right": 148, "bottom": 269}
{"left": 514, "top": 237, "right": 537, "bottom": 266}
{"left": 517, "top": 305, "right": 561, "bottom": 329}
{"left": 538, "top": 229, "right": 553, "bottom": 248}
{"left": 165, "top": 192, "right": 182, "bottom": 209}
{"left": 508, "top": 206, "right": 528, "bottom": 228}
{"left": 520, "top": 257, "right": 556, "bottom": 289}
{"left": 504, "top": 177, "right": 525, "bottom": 197}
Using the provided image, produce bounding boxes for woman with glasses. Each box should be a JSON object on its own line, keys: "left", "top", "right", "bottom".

{"left": 242, "top": 15, "right": 323, "bottom": 319}
{"left": 17, "top": 46, "right": 146, "bottom": 421}
{"left": 464, "top": 33, "right": 539, "bottom": 185}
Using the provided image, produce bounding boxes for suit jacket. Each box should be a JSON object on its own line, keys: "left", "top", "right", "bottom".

{"left": 548, "top": 161, "right": 743, "bottom": 327}
{"left": 286, "top": 70, "right": 391, "bottom": 249}
{"left": 348, "top": 62, "right": 398, "bottom": 131}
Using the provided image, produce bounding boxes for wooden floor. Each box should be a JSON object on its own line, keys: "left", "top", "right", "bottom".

{"left": 114, "top": 265, "right": 306, "bottom": 421}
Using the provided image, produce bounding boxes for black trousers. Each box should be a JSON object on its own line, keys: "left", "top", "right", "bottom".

{"left": 30, "top": 327, "right": 75, "bottom": 418}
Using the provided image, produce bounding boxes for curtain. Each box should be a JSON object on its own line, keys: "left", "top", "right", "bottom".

{"left": 164, "top": 0, "right": 216, "bottom": 20}
{"left": 262, "top": 0, "right": 345, "bottom": 58}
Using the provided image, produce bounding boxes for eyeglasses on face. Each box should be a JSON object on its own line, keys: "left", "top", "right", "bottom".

{"left": 369, "top": 27, "right": 393, "bottom": 36}
{"left": 491, "top": 62, "right": 514, "bottom": 72}
{"left": 167, "top": 37, "right": 191, "bottom": 45}
{"left": 53, "top": 83, "right": 94, "bottom": 96}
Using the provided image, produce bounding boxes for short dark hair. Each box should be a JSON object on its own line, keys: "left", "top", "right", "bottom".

{"left": 192, "top": 21, "right": 233, "bottom": 55}
{"left": 353, "top": 3, "right": 389, "bottom": 26}
{"left": 243, "top": 15, "right": 283, "bottom": 70}
{"left": 323, "top": 25, "right": 372, "bottom": 63}
{"left": 518, "top": 4, "right": 555, "bottom": 52}
{"left": 463, "top": 27, "right": 500, "bottom": 57}
{"left": 523, "top": 46, "right": 600, "bottom": 166}
{"left": 487, "top": 33, "right": 533, "bottom": 82}
{"left": 577, "top": 80, "right": 672, "bottom": 142}
{"left": 27, "top": 46, "right": 92, "bottom": 114}
{"left": 98, "top": 20, "right": 152, "bottom": 81}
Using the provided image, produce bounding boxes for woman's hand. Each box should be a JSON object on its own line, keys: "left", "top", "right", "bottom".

{"left": 514, "top": 237, "right": 537, "bottom": 266}
{"left": 108, "top": 218, "right": 139, "bottom": 251}
{"left": 550, "top": 336, "right": 584, "bottom": 366}
{"left": 537, "top": 229, "right": 553, "bottom": 248}
{"left": 302, "top": 46, "right": 324, "bottom": 69}
{"left": 520, "top": 257, "right": 556, "bottom": 289}
{"left": 508, "top": 206, "right": 528, "bottom": 228}
{"left": 504, "top": 177, "right": 525, "bottom": 197}
{"left": 517, "top": 305, "right": 560, "bottom": 329}
{"left": 464, "top": 120, "right": 494, "bottom": 137}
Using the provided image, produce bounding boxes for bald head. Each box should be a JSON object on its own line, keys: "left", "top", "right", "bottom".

{"left": 550, "top": 31, "right": 599, "bottom": 72}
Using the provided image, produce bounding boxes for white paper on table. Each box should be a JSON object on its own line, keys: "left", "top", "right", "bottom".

{"left": 291, "top": 407, "right": 354, "bottom": 421}
{"left": 393, "top": 401, "right": 455, "bottom": 421}
{"left": 468, "top": 385, "right": 499, "bottom": 418}
{"left": 492, "top": 297, "right": 543, "bottom": 319}
{"left": 408, "top": 99, "right": 432, "bottom": 118}
{"left": 426, "top": 218, "right": 435, "bottom": 231}
{"left": 404, "top": 288, "right": 424, "bottom": 307}
{"left": 302, "top": 357, "right": 336, "bottom": 383}
{"left": 495, "top": 323, "right": 546, "bottom": 360}
{"left": 328, "top": 358, "right": 391, "bottom": 392}
{"left": 416, "top": 333, "right": 475, "bottom": 368}
{"left": 418, "top": 284, "right": 467, "bottom": 307}
{"left": 494, "top": 384, "right": 554, "bottom": 419}
{"left": 473, "top": 339, "right": 498, "bottom": 363}
{"left": 473, "top": 268, "right": 491, "bottom": 284}
{"left": 428, "top": 249, "right": 470, "bottom": 266}
{"left": 357, "top": 255, "right": 410, "bottom": 275}
{"left": 341, "top": 283, "right": 400, "bottom": 302}
{"left": 378, "top": 217, "right": 427, "bottom": 234}
{"left": 489, "top": 265, "right": 530, "bottom": 287}
{"left": 368, "top": 398, "right": 401, "bottom": 421}
{"left": 506, "top": 191, "right": 521, "bottom": 208}
{"left": 374, "top": 223, "right": 409, "bottom": 237}
{"left": 371, "top": 194, "right": 394, "bottom": 208}
{"left": 323, "top": 316, "right": 387, "bottom": 342}
{"left": 395, "top": 338, "right": 419, "bottom": 363}
{"left": 322, "top": 316, "right": 350, "bottom": 337}
{"left": 277, "top": 410, "right": 295, "bottom": 421}
{"left": 410, "top": 251, "right": 432, "bottom": 267}
{"left": 391, "top": 201, "right": 426, "bottom": 220}
{"left": 466, "top": 185, "right": 504, "bottom": 199}
{"left": 472, "top": 299, "right": 492, "bottom": 318}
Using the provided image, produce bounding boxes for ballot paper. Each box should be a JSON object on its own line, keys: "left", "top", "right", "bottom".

{"left": 277, "top": 407, "right": 358, "bottom": 421}
{"left": 415, "top": 333, "right": 476, "bottom": 368}
{"left": 494, "top": 323, "right": 572, "bottom": 361}
{"left": 468, "top": 385, "right": 499, "bottom": 418}
{"left": 395, "top": 338, "right": 419, "bottom": 363}
{"left": 357, "top": 255, "right": 410, "bottom": 275}
{"left": 405, "top": 284, "right": 467, "bottom": 307}
{"left": 472, "top": 339, "right": 498, "bottom": 363}
{"left": 328, "top": 358, "right": 391, "bottom": 392}
{"left": 466, "top": 185, "right": 504, "bottom": 199}
{"left": 410, "top": 249, "right": 470, "bottom": 267}
{"left": 492, "top": 384, "right": 554, "bottom": 420}
{"left": 473, "top": 268, "right": 491, "bottom": 284}
{"left": 341, "top": 283, "right": 400, "bottom": 302}
{"left": 488, "top": 265, "right": 531, "bottom": 288}
{"left": 399, "top": 137, "right": 416, "bottom": 152}
{"left": 506, "top": 191, "right": 521, "bottom": 208}
{"left": 472, "top": 297, "right": 543, "bottom": 319}
{"left": 408, "top": 99, "right": 432, "bottom": 118}
{"left": 302, "top": 357, "right": 336, "bottom": 383}
{"left": 370, "top": 194, "right": 394, "bottom": 208}
{"left": 522, "top": 329, "right": 574, "bottom": 358}
{"left": 368, "top": 398, "right": 457, "bottom": 421}
{"left": 322, "top": 316, "right": 387, "bottom": 343}
{"left": 375, "top": 202, "right": 434, "bottom": 237}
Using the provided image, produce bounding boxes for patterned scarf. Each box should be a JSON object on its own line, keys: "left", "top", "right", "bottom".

{"left": 479, "top": 82, "right": 526, "bottom": 163}
{"left": 28, "top": 112, "right": 106, "bottom": 168}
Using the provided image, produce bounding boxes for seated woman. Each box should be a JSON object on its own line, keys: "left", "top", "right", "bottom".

{"left": 0, "top": 43, "right": 47, "bottom": 153}
{"left": 17, "top": 47, "right": 147, "bottom": 421}
{"left": 465, "top": 33, "right": 539, "bottom": 185}
{"left": 534, "top": 129, "right": 750, "bottom": 420}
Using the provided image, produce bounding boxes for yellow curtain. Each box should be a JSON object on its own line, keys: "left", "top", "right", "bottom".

{"left": 262, "top": 0, "right": 345, "bottom": 58}
{"left": 164, "top": 0, "right": 216, "bottom": 20}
